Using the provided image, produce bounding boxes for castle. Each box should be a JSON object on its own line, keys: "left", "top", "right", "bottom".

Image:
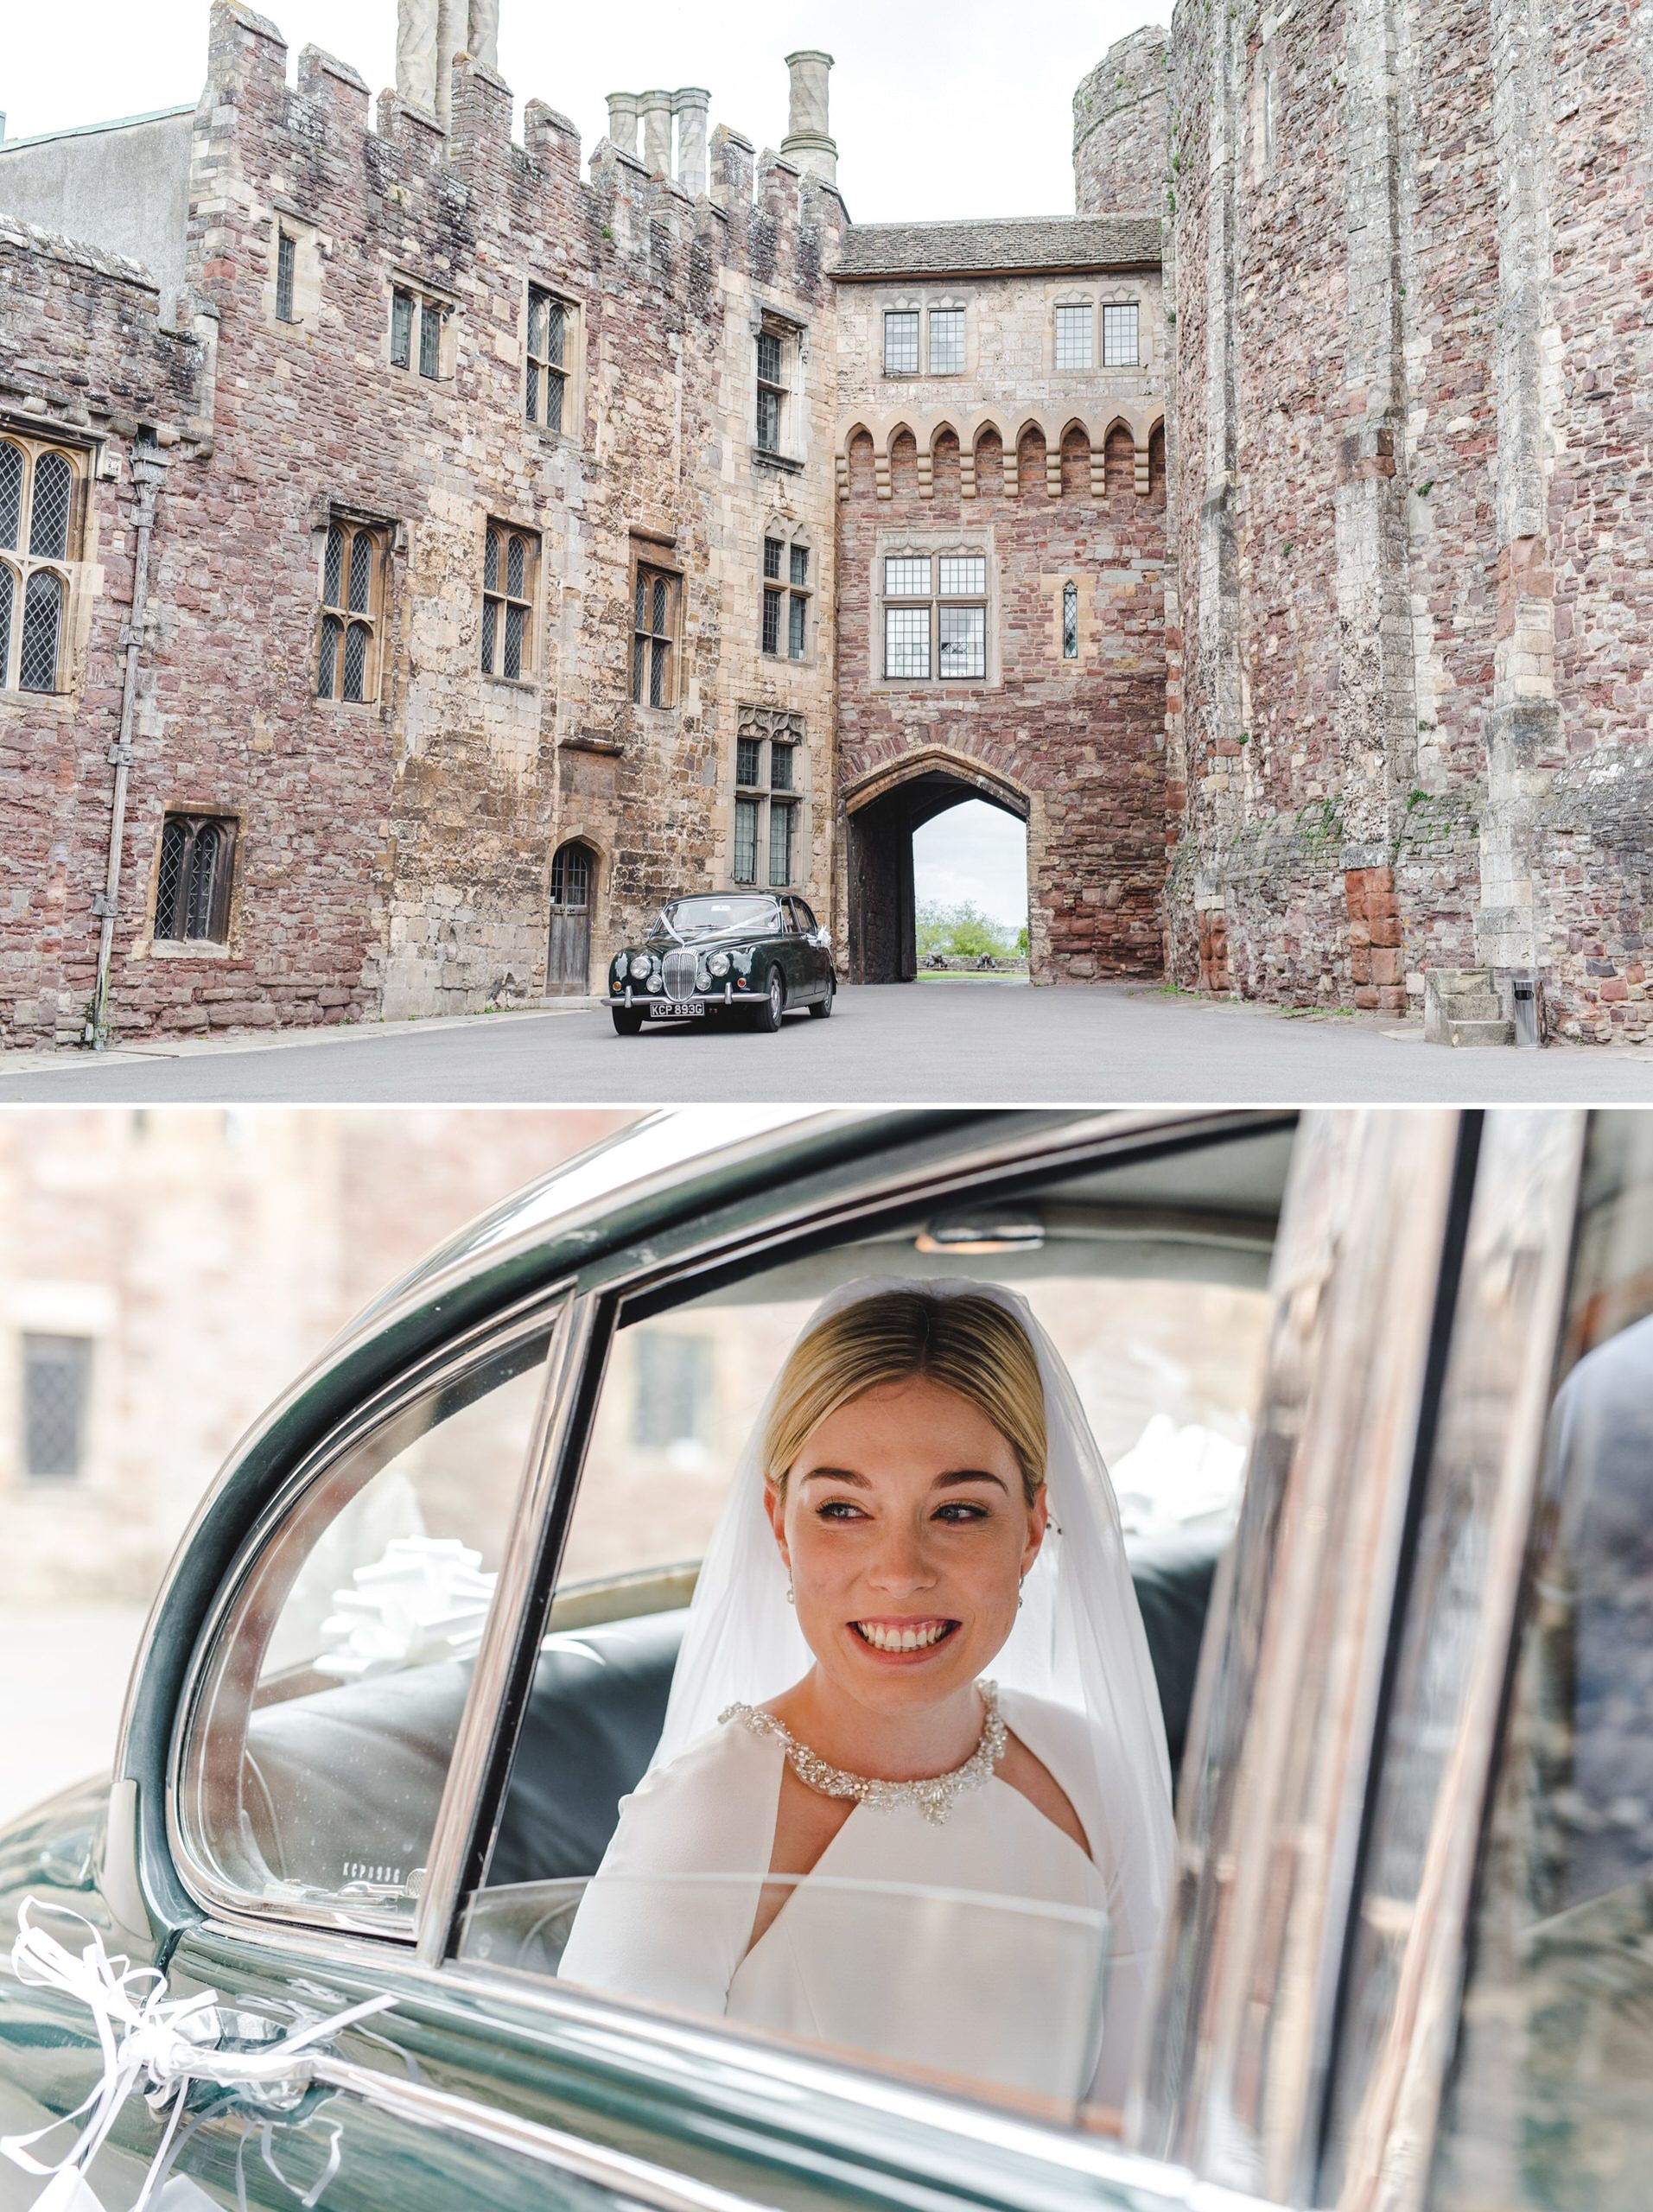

{"left": 1, "top": 0, "right": 1648, "bottom": 1050}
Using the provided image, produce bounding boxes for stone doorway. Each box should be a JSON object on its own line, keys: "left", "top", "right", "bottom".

{"left": 547, "top": 839, "right": 596, "bottom": 993}
{"left": 846, "top": 763, "right": 1029, "bottom": 983}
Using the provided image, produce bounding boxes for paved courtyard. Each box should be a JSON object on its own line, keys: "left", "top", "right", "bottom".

{"left": 3, "top": 980, "right": 1650, "bottom": 1105}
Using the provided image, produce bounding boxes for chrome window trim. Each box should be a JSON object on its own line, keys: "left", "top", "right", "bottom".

{"left": 1137, "top": 1109, "right": 1468, "bottom": 2201}
{"left": 1317, "top": 1109, "right": 1587, "bottom": 2211}
{"left": 164, "top": 1281, "right": 576, "bottom": 1942}
{"left": 416, "top": 1292, "right": 598, "bottom": 1966}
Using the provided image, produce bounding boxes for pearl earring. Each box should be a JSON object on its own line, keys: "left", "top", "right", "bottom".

{"left": 785, "top": 1583, "right": 795, "bottom": 1605}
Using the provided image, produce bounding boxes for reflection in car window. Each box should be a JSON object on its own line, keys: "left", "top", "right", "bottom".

{"left": 175, "top": 1314, "right": 556, "bottom": 1931}
{"left": 1434, "top": 1116, "right": 1653, "bottom": 2212}
{"left": 461, "top": 1136, "right": 1287, "bottom": 2117}
{"left": 656, "top": 896, "right": 782, "bottom": 941}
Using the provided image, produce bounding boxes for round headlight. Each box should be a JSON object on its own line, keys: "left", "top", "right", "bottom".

{"left": 629, "top": 952, "right": 652, "bottom": 980}
{"left": 707, "top": 951, "right": 731, "bottom": 978}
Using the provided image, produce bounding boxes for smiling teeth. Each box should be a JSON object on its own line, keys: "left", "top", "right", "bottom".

{"left": 855, "top": 1621, "right": 951, "bottom": 1652}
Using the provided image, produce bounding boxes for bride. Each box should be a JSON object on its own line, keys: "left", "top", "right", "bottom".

{"left": 558, "top": 1281, "right": 1176, "bottom": 2109}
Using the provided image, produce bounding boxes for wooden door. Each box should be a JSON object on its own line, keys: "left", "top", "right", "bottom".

{"left": 548, "top": 841, "right": 594, "bottom": 993}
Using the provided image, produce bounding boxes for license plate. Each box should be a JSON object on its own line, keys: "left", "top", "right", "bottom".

{"left": 649, "top": 1001, "right": 705, "bottom": 1018}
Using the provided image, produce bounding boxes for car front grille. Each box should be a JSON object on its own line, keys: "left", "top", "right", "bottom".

{"left": 663, "top": 949, "right": 699, "bottom": 1001}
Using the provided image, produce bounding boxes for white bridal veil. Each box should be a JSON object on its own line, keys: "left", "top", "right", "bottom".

{"left": 649, "top": 1274, "right": 1178, "bottom": 2083}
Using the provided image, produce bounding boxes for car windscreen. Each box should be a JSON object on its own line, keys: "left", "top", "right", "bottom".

{"left": 655, "top": 897, "right": 780, "bottom": 940}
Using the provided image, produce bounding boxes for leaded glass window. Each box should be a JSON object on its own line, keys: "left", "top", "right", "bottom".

{"left": 391, "top": 289, "right": 415, "bottom": 370}
{"left": 317, "top": 519, "right": 385, "bottom": 703}
{"left": 632, "top": 1334, "right": 714, "bottom": 1452}
{"left": 1055, "top": 303, "right": 1094, "bottom": 370}
{"left": 760, "top": 530, "right": 811, "bottom": 660}
{"left": 763, "top": 537, "right": 783, "bottom": 580}
{"left": 790, "top": 543, "right": 809, "bottom": 587}
{"left": 788, "top": 593, "right": 806, "bottom": 658}
{"left": 756, "top": 327, "right": 787, "bottom": 454}
{"left": 883, "top": 309, "right": 919, "bottom": 374}
{"left": 0, "top": 432, "right": 79, "bottom": 691}
{"left": 482, "top": 525, "right": 537, "bottom": 680}
{"left": 22, "top": 1335, "right": 92, "bottom": 1481}
{"left": 732, "top": 709, "right": 806, "bottom": 890}
{"left": 1063, "top": 579, "right": 1079, "bottom": 659}
{"left": 768, "top": 799, "right": 794, "bottom": 888}
{"left": 276, "top": 230, "right": 297, "bottom": 322}
{"left": 1103, "top": 302, "right": 1140, "bottom": 366}
{"left": 19, "top": 571, "right": 63, "bottom": 693}
{"left": 391, "top": 285, "right": 448, "bottom": 378}
{"left": 632, "top": 560, "right": 677, "bottom": 706}
{"left": 762, "top": 588, "right": 782, "bottom": 655}
{"left": 153, "top": 813, "right": 237, "bottom": 944}
{"left": 881, "top": 545, "right": 990, "bottom": 683}
{"left": 418, "top": 300, "right": 442, "bottom": 379}
{"left": 733, "top": 795, "right": 759, "bottom": 884}
{"left": 526, "top": 284, "right": 569, "bottom": 433}
{"left": 929, "top": 307, "right": 964, "bottom": 375}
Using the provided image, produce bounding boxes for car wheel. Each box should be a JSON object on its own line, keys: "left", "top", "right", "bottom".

{"left": 750, "top": 966, "right": 785, "bottom": 1033}
{"left": 611, "top": 1007, "right": 644, "bottom": 1037}
{"left": 809, "top": 969, "right": 836, "bottom": 1019}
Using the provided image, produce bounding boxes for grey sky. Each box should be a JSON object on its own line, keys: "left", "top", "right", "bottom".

{"left": 3, "top": 0, "right": 1170, "bottom": 222}
{"left": 913, "top": 802, "right": 1027, "bottom": 929}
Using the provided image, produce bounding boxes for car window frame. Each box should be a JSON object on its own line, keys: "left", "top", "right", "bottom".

{"left": 165, "top": 1283, "right": 578, "bottom": 1948}
{"left": 427, "top": 1111, "right": 1306, "bottom": 2107}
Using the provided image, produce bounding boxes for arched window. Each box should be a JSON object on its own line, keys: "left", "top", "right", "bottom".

{"left": 0, "top": 437, "right": 81, "bottom": 695}
{"left": 154, "top": 812, "right": 238, "bottom": 944}
{"left": 316, "top": 518, "right": 385, "bottom": 704}
{"left": 482, "top": 524, "right": 538, "bottom": 680}
{"left": 1063, "top": 579, "right": 1078, "bottom": 659}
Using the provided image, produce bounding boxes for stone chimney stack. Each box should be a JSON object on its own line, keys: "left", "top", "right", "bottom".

{"left": 674, "top": 87, "right": 711, "bottom": 194}
{"left": 605, "top": 91, "right": 640, "bottom": 155}
{"left": 398, "top": 0, "right": 499, "bottom": 124}
{"left": 639, "top": 88, "right": 673, "bottom": 175}
{"left": 780, "top": 49, "right": 836, "bottom": 186}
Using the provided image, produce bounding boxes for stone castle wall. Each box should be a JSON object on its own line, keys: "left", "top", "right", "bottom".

{"left": 0, "top": 0, "right": 842, "bottom": 1049}
{"left": 831, "top": 263, "right": 1168, "bottom": 982}
{"left": 1167, "top": 0, "right": 1653, "bottom": 1041}
{"left": 1074, "top": 27, "right": 1170, "bottom": 217}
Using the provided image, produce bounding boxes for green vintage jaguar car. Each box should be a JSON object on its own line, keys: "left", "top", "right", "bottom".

{"left": 607, "top": 893, "right": 836, "bottom": 1033}
{"left": 2, "top": 1107, "right": 1649, "bottom": 2212}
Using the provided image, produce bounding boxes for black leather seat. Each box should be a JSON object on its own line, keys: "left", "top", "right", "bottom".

{"left": 245, "top": 1524, "right": 1227, "bottom": 1897}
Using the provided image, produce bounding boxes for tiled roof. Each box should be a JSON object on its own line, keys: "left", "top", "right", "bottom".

{"left": 830, "top": 216, "right": 1160, "bottom": 279}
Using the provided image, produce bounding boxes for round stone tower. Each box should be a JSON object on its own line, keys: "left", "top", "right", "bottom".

{"left": 1073, "top": 23, "right": 1169, "bottom": 213}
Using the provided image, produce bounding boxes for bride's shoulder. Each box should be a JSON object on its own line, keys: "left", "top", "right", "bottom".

{"left": 603, "top": 1712, "right": 779, "bottom": 1872}
{"left": 624, "top": 1711, "right": 779, "bottom": 1815}
{"left": 995, "top": 1684, "right": 1094, "bottom": 1773}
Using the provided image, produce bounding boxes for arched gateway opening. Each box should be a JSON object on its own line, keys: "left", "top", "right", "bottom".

{"left": 846, "top": 755, "right": 1030, "bottom": 983}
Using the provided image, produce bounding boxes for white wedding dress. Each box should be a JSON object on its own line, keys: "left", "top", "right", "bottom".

{"left": 560, "top": 1684, "right": 1146, "bottom": 2105}
{"left": 559, "top": 1278, "right": 1177, "bottom": 2112}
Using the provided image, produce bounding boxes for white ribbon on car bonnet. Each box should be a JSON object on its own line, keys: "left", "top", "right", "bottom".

{"left": 1, "top": 1898, "right": 396, "bottom": 2212}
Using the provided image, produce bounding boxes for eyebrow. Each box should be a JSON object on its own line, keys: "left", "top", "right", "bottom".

{"left": 798, "top": 1465, "right": 1008, "bottom": 1492}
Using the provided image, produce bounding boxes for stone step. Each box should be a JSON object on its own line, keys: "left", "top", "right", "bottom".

{"left": 1446, "top": 1015, "right": 1517, "bottom": 1048}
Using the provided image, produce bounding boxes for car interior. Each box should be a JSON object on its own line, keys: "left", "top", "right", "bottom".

{"left": 236, "top": 1120, "right": 1295, "bottom": 1981}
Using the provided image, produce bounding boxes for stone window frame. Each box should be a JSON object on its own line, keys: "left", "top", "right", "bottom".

{"left": 732, "top": 705, "right": 807, "bottom": 891}
{"left": 751, "top": 305, "right": 808, "bottom": 471}
{"left": 760, "top": 515, "right": 815, "bottom": 666}
{"left": 315, "top": 512, "right": 393, "bottom": 709}
{"left": 524, "top": 278, "right": 582, "bottom": 441}
{"left": 630, "top": 538, "right": 684, "bottom": 713}
{"left": 480, "top": 519, "right": 542, "bottom": 686}
{"left": 0, "top": 426, "right": 91, "bottom": 700}
{"left": 388, "top": 275, "right": 458, "bottom": 384}
{"left": 143, "top": 805, "right": 246, "bottom": 959}
{"left": 872, "top": 528, "right": 999, "bottom": 694}
{"left": 265, "top": 211, "right": 321, "bottom": 330}
{"left": 879, "top": 290, "right": 973, "bottom": 379}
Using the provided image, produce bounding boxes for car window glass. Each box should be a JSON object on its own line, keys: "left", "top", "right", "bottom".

{"left": 459, "top": 1130, "right": 1291, "bottom": 2121}
{"left": 794, "top": 899, "right": 818, "bottom": 933}
{"left": 176, "top": 1312, "right": 557, "bottom": 1933}
{"left": 1432, "top": 1115, "right": 1653, "bottom": 2212}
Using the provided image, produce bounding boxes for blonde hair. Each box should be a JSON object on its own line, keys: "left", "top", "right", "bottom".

{"left": 762, "top": 1289, "right": 1046, "bottom": 1506}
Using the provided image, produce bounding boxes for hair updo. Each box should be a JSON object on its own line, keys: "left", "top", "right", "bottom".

{"left": 762, "top": 1289, "right": 1046, "bottom": 1507}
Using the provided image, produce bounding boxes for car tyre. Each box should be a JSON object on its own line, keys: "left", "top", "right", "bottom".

{"left": 809, "top": 969, "right": 836, "bottom": 1020}
{"left": 750, "top": 966, "right": 785, "bottom": 1033}
{"left": 611, "top": 1007, "right": 645, "bottom": 1037}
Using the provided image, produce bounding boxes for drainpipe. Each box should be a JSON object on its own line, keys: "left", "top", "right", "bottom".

{"left": 88, "top": 433, "right": 167, "bottom": 1050}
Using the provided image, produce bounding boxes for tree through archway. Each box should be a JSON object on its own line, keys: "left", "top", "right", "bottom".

{"left": 845, "top": 760, "right": 1029, "bottom": 983}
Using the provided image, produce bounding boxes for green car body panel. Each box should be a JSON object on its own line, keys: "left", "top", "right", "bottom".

{"left": 0, "top": 1110, "right": 1221, "bottom": 2212}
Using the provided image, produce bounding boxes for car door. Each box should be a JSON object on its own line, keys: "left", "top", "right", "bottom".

{"left": 786, "top": 898, "right": 828, "bottom": 997}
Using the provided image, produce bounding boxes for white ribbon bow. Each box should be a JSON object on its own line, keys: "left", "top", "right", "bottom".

{"left": 1, "top": 1898, "right": 396, "bottom": 2212}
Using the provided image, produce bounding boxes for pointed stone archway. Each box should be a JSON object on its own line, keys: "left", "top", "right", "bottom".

{"left": 843, "top": 750, "right": 1031, "bottom": 983}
